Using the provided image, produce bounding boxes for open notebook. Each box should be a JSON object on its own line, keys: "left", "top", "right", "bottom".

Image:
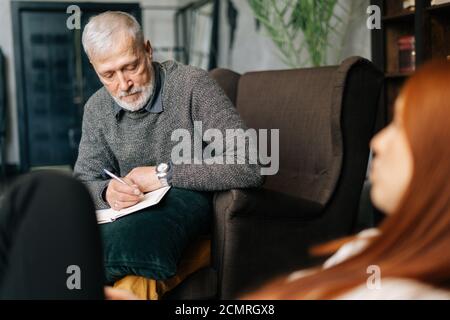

{"left": 96, "top": 186, "right": 171, "bottom": 224}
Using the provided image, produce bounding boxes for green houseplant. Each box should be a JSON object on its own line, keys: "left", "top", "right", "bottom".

{"left": 248, "top": 0, "right": 366, "bottom": 67}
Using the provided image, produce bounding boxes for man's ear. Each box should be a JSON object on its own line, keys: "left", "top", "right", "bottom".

{"left": 89, "top": 59, "right": 98, "bottom": 73}
{"left": 145, "top": 40, "right": 153, "bottom": 59}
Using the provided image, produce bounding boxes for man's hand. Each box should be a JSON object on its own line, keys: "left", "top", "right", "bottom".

{"left": 125, "top": 166, "right": 162, "bottom": 193}
{"left": 105, "top": 177, "right": 144, "bottom": 210}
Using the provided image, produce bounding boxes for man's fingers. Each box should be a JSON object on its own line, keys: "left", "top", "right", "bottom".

{"left": 112, "top": 200, "right": 139, "bottom": 210}
{"left": 115, "top": 191, "right": 142, "bottom": 202}
{"left": 122, "top": 176, "right": 136, "bottom": 185}
{"left": 105, "top": 178, "right": 145, "bottom": 210}
{"left": 122, "top": 177, "right": 142, "bottom": 195}
{"left": 113, "top": 180, "right": 142, "bottom": 196}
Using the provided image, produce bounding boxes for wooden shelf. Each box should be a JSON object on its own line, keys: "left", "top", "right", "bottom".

{"left": 382, "top": 11, "right": 415, "bottom": 23}
{"left": 385, "top": 72, "right": 414, "bottom": 79}
{"left": 427, "top": 2, "right": 450, "bottom": 13}
{"left": 371, "top": 0, "right": 450, "bottom": 124}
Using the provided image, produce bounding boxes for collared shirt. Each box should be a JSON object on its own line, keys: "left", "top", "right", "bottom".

{"left": 113, "top": 62, "right": 164, "bottom": 120}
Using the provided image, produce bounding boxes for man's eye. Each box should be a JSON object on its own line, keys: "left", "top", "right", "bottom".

{"left": 103, "top": 73, "right": 113, "bottom": 79}
{"left": 126, "top": 64, "right": 137, "bottom": 71}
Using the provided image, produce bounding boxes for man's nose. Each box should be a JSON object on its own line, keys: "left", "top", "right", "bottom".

{"left": 117, "top": 72, "right": 131, "bottom": 92}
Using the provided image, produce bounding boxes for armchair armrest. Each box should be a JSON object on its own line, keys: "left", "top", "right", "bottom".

{"left": 211, "top": 188, "right": 325, "bottom": 298}
{"left": 213, "top": 188, "right": 323, "bottom": 220}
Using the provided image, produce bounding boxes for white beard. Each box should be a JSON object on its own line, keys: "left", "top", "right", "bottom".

{"left": 112, "top": 65, "right": 155, "bottom": 112}
{"left": 112, "top": 81, "right": 154, "bottom": 112}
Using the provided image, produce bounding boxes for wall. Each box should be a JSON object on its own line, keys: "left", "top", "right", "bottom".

{"left": 0, "top": 0, "right": 20, "bottom": 165}
{"left": 217, "top": 0, "right": 371, "bottom": 73}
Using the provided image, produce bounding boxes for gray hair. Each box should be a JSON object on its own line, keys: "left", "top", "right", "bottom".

{"left": 82, "top": 11, "right": 144, "bottom": 59}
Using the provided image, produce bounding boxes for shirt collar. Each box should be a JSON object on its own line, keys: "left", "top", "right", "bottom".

{"left": 113, "top": 62, "right": 164, "bottom": 119}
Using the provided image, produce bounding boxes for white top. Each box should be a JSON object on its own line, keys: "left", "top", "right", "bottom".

{"left": 287, "top": 229, "right": 450, "bottom": 300}
{"left": 338, "top": 278, "right": 450, "bottom": 300}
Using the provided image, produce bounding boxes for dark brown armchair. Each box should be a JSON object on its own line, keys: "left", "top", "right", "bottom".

{"left": 165, "top": 56, "right": 384, "bottom": 299}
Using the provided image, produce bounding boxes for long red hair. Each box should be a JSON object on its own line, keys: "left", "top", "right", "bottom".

{"left": 243, "top": 59, "right": 450, "bottom": 299}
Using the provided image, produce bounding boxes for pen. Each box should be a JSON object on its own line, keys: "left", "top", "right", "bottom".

{"left": 103, "top": 169, "right": 144, "bottom": 197}
{"left": 103, "top": 169, "right": 132, "bottom": 186}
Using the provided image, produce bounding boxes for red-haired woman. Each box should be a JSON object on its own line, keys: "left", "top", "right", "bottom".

{"left": 243, "top": 60, "right": 450, "bottom": 300}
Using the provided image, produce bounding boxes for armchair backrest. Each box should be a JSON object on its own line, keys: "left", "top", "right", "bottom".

{"left": 210, "top": 57, "right": 383, "bottom": 218}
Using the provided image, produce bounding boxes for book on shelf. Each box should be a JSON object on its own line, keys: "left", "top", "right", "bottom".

{"left": 403, "top": 0, "right": 415, "bottom": 11}
{"left": 431, "top": 0, "right": 450, "bottom": 6}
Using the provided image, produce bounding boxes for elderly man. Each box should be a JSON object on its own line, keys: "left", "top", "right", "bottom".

{"left": 74, "top": 11, "right": 262, "bottom": 210}
{"left": 73, "top": 11, "right": 263, "bottom": 289}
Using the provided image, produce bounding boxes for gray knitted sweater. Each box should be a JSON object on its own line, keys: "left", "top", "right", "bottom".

{"left": 74, "top": 60, "right": 263, "bottom": 209}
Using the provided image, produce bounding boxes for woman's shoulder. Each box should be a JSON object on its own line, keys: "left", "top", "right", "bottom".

{"left": 323, "top": 228, "right": 380, "bottom": 269}
{"left": 338, "top": 278, "right": 450, "bottom": 300}
{"left": 287, "top": 229, "right": 380, "bottom": 282}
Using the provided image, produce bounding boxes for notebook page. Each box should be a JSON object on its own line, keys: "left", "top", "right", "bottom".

{"left": 96, "top": 186, "right": 171, "bottom": 224}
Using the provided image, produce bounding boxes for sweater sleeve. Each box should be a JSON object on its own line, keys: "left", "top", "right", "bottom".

{"left": 171, "top": 69, "right": 264, "bottom": 191}
{"left": 73, "top": 99, "right": 117, "bottom": 209}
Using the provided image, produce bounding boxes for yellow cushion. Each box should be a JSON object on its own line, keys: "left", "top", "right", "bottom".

{"left": 113, "top": 238, "right": 211, "bottom": 300}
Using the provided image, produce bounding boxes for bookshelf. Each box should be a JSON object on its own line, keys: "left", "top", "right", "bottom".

{"left": 371, "top": 0, "right": 450, "bottom": 122}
